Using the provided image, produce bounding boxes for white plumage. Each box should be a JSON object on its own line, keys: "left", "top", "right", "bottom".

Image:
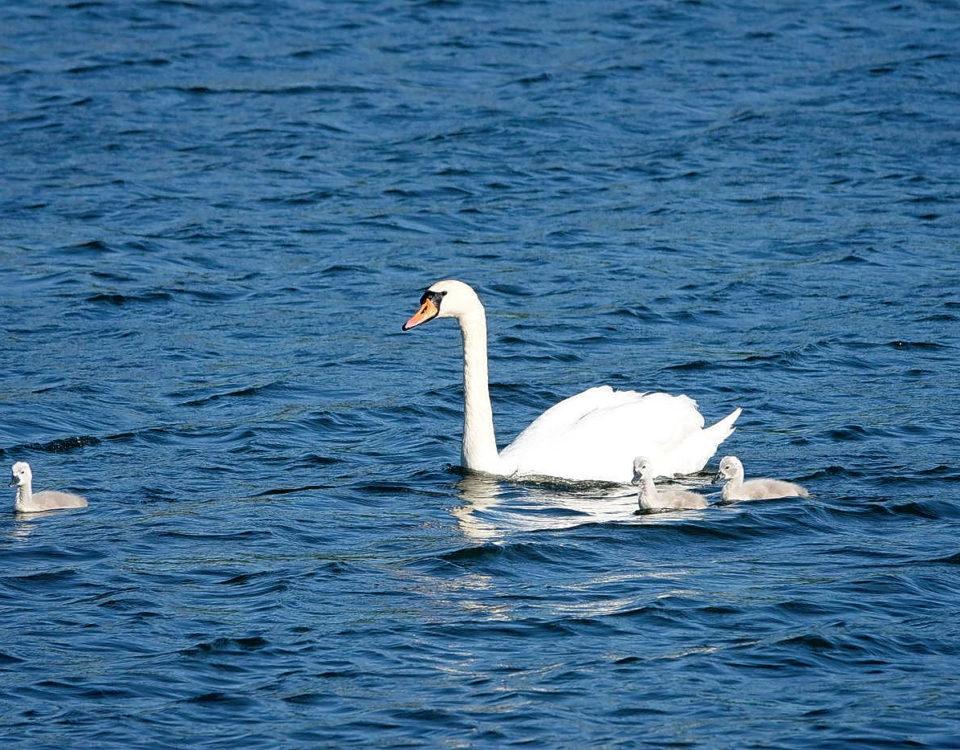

{"left": 403, "top": 280, "right": 741, "bottom": 483}
{"left": 500, "top": 387, "right": 740, "bottom": 482}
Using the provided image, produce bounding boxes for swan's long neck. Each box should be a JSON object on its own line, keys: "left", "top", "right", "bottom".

{"left": 458, "top": 307, "right": 502, "bottom": 474}
{"left": 14, "top": 481, "right": 32, "bottom": 512}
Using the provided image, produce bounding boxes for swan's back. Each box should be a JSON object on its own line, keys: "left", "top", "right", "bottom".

{"left": 500, "top": 386, "right": 738, "bottom": 482}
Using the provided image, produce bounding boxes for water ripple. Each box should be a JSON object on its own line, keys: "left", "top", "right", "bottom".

{"left": 1, "top": 0, "right": 959, "bottom": 747}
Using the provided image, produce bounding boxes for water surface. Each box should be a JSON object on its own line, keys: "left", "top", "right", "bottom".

{"left": 2, "top": 1, "right": 959, "bottom": 747}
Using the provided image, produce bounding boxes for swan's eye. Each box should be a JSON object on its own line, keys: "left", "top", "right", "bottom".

{"left": 420, "top": 290, "right": 445, "bottom": 309}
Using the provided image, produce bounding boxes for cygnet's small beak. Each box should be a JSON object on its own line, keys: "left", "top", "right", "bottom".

{"left": 402, "top": 298, "right": 439, "bottom": 331}
{"left": 9, "top": 478, "right": 18, "bottom": 487}
{"left": 712, "top": 471, "right": 723, "bottom": 483}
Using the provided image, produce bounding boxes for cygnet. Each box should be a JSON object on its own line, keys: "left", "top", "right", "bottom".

{"left": 714, "top": 456, "right": 809, "bottom": 502}
{"left": 10, "top": 461, "right": 88, "bottom": 513}
{"left": 632, "top": 457, "right": 708, "bottom": 512}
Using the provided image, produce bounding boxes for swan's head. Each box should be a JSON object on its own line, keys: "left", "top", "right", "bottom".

{"left": 714, "top": 456, "right": 743, "bottom": 483}
{"left": 631, "top": 457, "right": 651, "bottom": 484}
{"left": 10, "top": 461, "right": 31, "bottom": 488}
{"left": 402, "top": 279, "right": 481, "bottom": 331}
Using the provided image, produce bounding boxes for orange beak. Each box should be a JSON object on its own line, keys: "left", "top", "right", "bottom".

{"left": 402, "top": 298, "right": 439, "bottom": 331}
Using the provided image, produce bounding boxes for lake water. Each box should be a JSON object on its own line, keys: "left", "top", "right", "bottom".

{"left": 2, "top": 1, "right": 959, "bottom": 747}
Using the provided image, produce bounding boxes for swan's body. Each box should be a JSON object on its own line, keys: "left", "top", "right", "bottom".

{"left": 715, "top": 456, "right": 809, "bottom": 502}
{"left": 632, "top": 457, "right": 708, "bottom": 512}
{"left": 10, "top": 462, "right": 87, "bottom": 513}
{"left": 402, "top": 280, "right": 741, "bottom": 483}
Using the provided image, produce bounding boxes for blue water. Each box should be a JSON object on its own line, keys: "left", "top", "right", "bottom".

{"left": 2, "top": 1, "right": 960, "bottom": 747}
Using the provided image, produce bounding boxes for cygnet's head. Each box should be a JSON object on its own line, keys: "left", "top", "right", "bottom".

{"left": 715, "top": 456, "right": 743, "bottom": 482}
{"left": 402, "top": 280, "right": 481, "bottom": 331}
{"left": 10, "top": 461, "right": 32, "bottom": 488}
{"left": 631, "top": 457, "right": 651, "bottom": 484}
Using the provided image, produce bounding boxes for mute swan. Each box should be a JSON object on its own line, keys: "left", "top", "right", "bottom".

{"left": 632, "top": 457, "right": 708, "bottom": 511}
{"left": 401, "top": 279, "right": 741, "bottom": 483}
{"left": 714, "top": 456, "right": 809, "bottom": 501}
{"left": 10, "top": 462, "right": 88, "bottom": 513}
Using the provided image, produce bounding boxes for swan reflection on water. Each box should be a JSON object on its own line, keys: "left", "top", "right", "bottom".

{"left": 8, "top": 517, "right": 40, "bottom": 540}
{"left": 453, "top": 472, "right": 715, "bottom": 542}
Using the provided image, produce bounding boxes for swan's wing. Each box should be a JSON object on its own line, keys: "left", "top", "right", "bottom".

{"left": 500, "top": 387, "right": 722, "bottom": 482}
{"left": 503, "top": 386, "right": 633, "bottom": 452}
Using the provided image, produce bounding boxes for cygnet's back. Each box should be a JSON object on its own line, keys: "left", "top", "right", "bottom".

{"left": 715, "top": 456, "right": 809, "bottom": 502}
{"left": 23, "top": 489, "right": 88, "bottom": 512}
{"left": 10, "top": 461, "right": 88, "bottom": 514}
{"left": 642, "top": 486, "right": 708, "bottom": 512}
{"left": 733, "top": 478, "right": 809, "bottom": 501}
{"left": 632, "top": 457, "right": 708, "bottom": 512}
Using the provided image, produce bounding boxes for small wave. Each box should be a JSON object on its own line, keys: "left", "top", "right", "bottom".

{"left": 156, "top": 530, "right": 273, "bottom": 541}
{"left": 915, "top": 465, "right": 960, "bottom": 481}
{"left": 219, "top": 571, "right": 277, "bottom": 586}
{"left": 886, "top": 340, "right": 948, "bottom": 351}
{"left": 182, "top": 692, "right": 255, "bottom": 707}
{"left": 259, "top": 189, "right": 335, "bottom": 205}
{"left": 0, "top": 651, "right": 25, "bottom": 666}
{"left": 61, "top": 239, "right": 112, "bottom": 253}
{"left": 179, "top": 381, "right": 282, "bottom": 407}
{"left": 602, "top": 305, "right": 665, "bottom": 323}
{"left": 354, "top": 481, "right": 420, "bottom": 495}
{"left": 253, "top": 484, "right": 330, "bottom": 498}
{"left": 297, "top": 453, "right": 339, "bottom": 467}
{"left": 664, "top": 359, "right": 714, "bottom": 371}
{"left": 825, "top": 253, "right": 883, "bottom": 266}
{"left": 2, "top": 569, "right": 77, "bottom": 591}
{"left": 0, "top": 434, "right": 100, "bottom": 457}
{"left": 66, "top": 58, "right": 170, "bottom": 75}
{"left": 874, "top": 500, "right": 946, "bottom": 520}
{"left": 283, "top": 693, "right": 328, "bottom": 706}
{"left": 320, "top": 264, "right": 374, "bottom": 276}
{"left": 487, "top": 283, "right": 538, "bottom": 297}
{"left": 920, "top": 552, "right": 960, "bottom": 565}
{"left": 827, "top": 425, "right": 869, "bottom": 441}
{"left": 86, "top": 291, "right": 173, "bottom": 306}
{"left": 179, "top": 636, "right": 269, "bottom": 657}
{"left": 510, "top": 73, "right": 552, "bottom": 86}
{"left": 801, "top": 465, "right": 865, "bottom": 480}
{"left": 288, "top": 46, "right": 342, "bottom": 60}
{"left": 431, "top": 541, "right": 595, "bottom": 570}
{"left": 916, "top": 313, "right": 958, "bottom": 322}
{"left": 173, "top": 83, "right": 374, "bottom": 96}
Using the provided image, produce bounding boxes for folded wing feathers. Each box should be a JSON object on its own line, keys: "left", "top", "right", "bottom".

{"left": 500, "top": 387, "right": 734, "bottom": 482}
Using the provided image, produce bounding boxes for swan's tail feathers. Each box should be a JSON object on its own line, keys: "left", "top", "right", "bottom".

{"left": 669, "top": 407, "right": 742, "bottom": 476}
{"left": 706, "top": 406, "right": 742, "bottom": 445}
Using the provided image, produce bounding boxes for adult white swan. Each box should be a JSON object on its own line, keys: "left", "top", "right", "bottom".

{"left": 402, "top": 280, "right": 741, "bottom": 483}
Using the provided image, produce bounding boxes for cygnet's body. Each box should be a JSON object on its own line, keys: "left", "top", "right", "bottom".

{"left": 10, "top": 462, "right": 87, "bottom": 513}
{"left": 715, "top": 456, "right": 809, "bottom": 502}
{"left": 632, "top": 457, "right": 708, "bottom": 512}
